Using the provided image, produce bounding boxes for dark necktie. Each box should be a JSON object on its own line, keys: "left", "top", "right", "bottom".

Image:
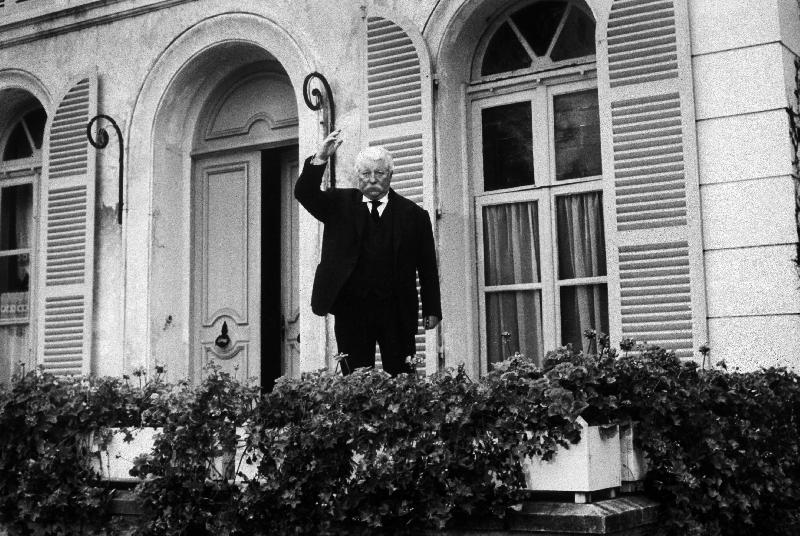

{"left": 370, "top": 200, "right": 382, "bottom": 223}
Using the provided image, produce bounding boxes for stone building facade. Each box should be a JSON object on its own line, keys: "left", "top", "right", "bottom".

{"left": 0, "top": 0, "right": 798, "bottom": 386}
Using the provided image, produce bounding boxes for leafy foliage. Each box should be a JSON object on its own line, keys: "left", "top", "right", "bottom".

{"left": 0, "top": 368, "right": 169, "bottom": 535}
{"left": 134, "top": 359, "right": 611, "bottom": 535}
{"left": 232, "top": 362, "right": 593, "bottom": 535}
{"left": 610, "top": 347, "right": 800, "bottom": 536}
{"left": 2, "top": 348, "right": 800, "bottom": 536}
{"left": 131, "top": 364, "right": 260, "bottom": 536}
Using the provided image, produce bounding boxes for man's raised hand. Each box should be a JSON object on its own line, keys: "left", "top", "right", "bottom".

{"left": 315, "top": 129, "right": 344, "bottom": 162}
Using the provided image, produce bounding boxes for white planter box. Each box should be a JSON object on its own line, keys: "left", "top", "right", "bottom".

{"left": 90, "top": 427, "right": 159, "bottom": 482}
{"left": 208, "top": 427, "right": 256, "bottom": 481}
{"left": 522, "top": 417, "right": 621, "bottom": 502}
{"left": 234, "top": 427, "right": 261, "bottom": 481}
{"left": 620, "top": 422, "right": 648, "bottom": 483}
{"left": 89, "top": 426, "right": 247, "bottom": 482}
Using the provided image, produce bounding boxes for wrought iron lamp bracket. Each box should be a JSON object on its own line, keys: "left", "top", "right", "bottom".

{"left": 87, "top": 114, "right": 124, "bottom": 225}
{"left": 303, "top": 72, "right": 336, "bottom": 189}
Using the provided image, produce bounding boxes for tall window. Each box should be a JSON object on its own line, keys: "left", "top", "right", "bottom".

{"left": 472, "top": 0, "right": 606, "bottom": 368}
{"left": 0, "top": 105, "right": 45, "bottom": 364}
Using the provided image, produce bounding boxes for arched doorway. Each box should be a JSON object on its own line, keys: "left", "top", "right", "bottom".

{"left": 131, "top": 36, "right": 310, "bottom": 389}
{"left": 125, "top": 14, "right": 324, "bottom": 385}
{"left": 191, "top": 61, "right": 299, "bottom": 390}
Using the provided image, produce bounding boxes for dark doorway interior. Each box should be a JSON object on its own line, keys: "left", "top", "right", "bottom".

{"left": 261, "top": 147, "right": 281, "bottom": 391}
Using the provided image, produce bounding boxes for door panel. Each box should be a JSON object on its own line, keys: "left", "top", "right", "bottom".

{"left": 281, "top": 153, "right": 300, "bottom": 378}
{"left": 193, "top": 152, "right": 261, "bottom": 381}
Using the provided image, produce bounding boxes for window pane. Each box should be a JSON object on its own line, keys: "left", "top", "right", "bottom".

{"left": 550, "top": 7, "right": 596, "bottom": 61}
{"left": 511, "top": 1, "right": 568, "bottom": 57}
{"left": 554, "top": 90, "right": 601, "bottom": 181}
{"left": 486, "top": 290, "right": 544, "bottom": 365}
{"left": 481, "top": 22, "right": 532, "bottom": 76}
{"left": 483, "top": 202, "right": 541, "bottom": 286}
{"left": 0, "top": 325, "right": 31, "bottom": 380}
{"left": 2, "top": 122, "right": 32, "bottom": 161}
{"left": 482, "top": 102, "right": 534, "bottom": 191}
{"left": 556, "top": 192, "right": 606, "bottom": 279}
{"left": 560, "top": 284, "right": 608, "bottom": 354}
{"left": 25, "top": 108, "right": 47, "bottom": 150}
{"left": 0, "top": 255, "right": 30, "bottom": 322}
{"left": 1, "top": 184, "right": 33, "bottom": 250}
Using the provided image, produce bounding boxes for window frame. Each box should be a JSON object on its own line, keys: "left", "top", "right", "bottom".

{"left": 471, "top": 72, "right": 607, "bottom": 373}
{"left": 471, "top": 0, "right": 597, "bottom": 83}
{"left": 0, "top": 105, "right": 43, "bottom": 327}
{"left": 476, "top": 188, "right": 556, "bottom": 370}
{"left": 0, "top": 105, "right": 44, "bottom": 166}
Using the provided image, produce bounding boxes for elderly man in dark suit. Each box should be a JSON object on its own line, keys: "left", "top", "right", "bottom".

{"left": 295, "top": 129, "right": 441, "bottom": 376}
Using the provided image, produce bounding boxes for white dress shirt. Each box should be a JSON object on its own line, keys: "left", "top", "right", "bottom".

{"left": 362, "top": 194, "right": 389, "bottom": 217}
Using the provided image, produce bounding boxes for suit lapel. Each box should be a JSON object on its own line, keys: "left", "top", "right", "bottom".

{"left": 389, "top": 190, "right": 404, "bottom": 263}
{"left": 353, "top": 190, "right": 366, "bottom": 242}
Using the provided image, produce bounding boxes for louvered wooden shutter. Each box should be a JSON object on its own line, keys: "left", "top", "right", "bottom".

{"left": 599, "top": 0, "right": 706, "bottom": 358}
{"left": 36, "top": 75, "right": 97, "bottom": 375}
{"left": 365, "top": 12, "right": 437, "bottom": 371}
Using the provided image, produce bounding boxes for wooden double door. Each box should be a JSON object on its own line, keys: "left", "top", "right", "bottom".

{"left": 192, "top": 146, "right": 299, "bottom": 390}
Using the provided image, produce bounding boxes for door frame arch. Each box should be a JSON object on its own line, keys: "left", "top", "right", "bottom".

{"left": 124, "top": 13, "right": 324, "bottom": 380}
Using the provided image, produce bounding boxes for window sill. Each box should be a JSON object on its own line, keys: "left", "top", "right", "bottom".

{"left": 0, "top": 318, "right": 30, "bottom": 326}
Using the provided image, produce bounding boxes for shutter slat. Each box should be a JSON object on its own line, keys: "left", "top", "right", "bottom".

{"left": 607, "top": 15, "right": 676, "bottom": 39}
{"left": 368, "top": 66, "right": 421, "bottom": 85}
{"left": 608, "top": 7, "right": 675, "bottom": 28}
{"left": 371, "top": 115, "right": 423, "bottom": 129}
{"left": 609, "top": 35, "right": 676, "bottom": 56}
{"left": 622, "top": 294, "right": 690, "bottom": 306}
{"left": 614, "top": 135, "right": 682, "bottom": 152}
{"left": 609, "top": 0, "right": 673, "bottom": 19}
{"left": 368, "top": 74, "right": 422, "bottom": 93}
{"left": 609, "top": 43, "right": 677, "bottom": 64}
{"left": 368, "top": 57, "right": 420, "bottom": 76}
{"left": 370, "top": 89, "right": 422, "bottom": 108}
{"left": 369, "top": 82, "right": 420, "bottom": 101}
{"left": 615, "top": 171, "right": 684, "bottom": 188}
{"left": 623, "top": 303, "right": 690, "bottom": 314}
{"left": 611, "top": 52, "right": 679, "bottom": 73}
{"left": 622, "top": 312, "right": 692, "bottom": 324}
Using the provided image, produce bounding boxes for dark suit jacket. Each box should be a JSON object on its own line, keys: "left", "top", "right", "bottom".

{"left": 294, "top": 156, "right": 442, "bottom": 338}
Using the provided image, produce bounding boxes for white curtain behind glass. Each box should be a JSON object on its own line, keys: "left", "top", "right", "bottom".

{"left": 556, "top": 192, "right": 607, "bottom": 353}
{"left": 483, "top": 202, "right": 544, "bottom": 365}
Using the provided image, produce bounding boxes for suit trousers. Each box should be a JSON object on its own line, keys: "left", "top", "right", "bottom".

{"left": 333, "top": 297, "right": 416, "bottom": 377}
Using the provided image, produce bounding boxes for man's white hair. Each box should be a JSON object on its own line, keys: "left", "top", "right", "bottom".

{"left": 355, "top": 146, "right": 393, "bottom": 173}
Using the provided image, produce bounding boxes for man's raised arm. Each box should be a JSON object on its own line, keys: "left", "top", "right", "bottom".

{"left": 294, "top": 129, "right": 344, "bottom": 223}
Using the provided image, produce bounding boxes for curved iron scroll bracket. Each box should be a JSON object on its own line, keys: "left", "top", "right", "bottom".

{"left": 86, "top": 115, "right": 124, "bottom": 225}
{"left": 303, "top": 72, "right": 336, "bottom": 189}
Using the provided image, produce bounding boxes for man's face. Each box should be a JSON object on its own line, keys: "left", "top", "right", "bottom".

{"left": 356, "top": 157, "right": 392, "bottom": 200}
